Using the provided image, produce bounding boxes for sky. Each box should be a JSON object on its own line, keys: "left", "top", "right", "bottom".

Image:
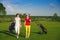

{"left": 0, "top": 0, "right": 60, "bottom": 16}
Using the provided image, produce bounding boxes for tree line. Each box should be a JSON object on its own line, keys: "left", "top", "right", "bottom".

{"left": 0, "top": 3, "right": 60, "bottom": 22}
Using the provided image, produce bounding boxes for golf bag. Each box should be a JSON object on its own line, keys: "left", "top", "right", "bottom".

{"left": 9, "top": 22, "right": 15, "bottom": 32}
{"left": 40, "top": 24, "right": 47, "bottom": 34}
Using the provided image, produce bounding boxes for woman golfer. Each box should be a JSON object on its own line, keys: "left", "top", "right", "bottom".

{"left": 15, "top": 13, "right": 21, "bottom": 38}
{"left": 24, "top": 14, "right": 31, "bottom": 38}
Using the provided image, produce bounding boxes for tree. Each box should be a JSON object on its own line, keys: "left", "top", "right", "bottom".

{"left": 22, "top": 13, "right": 26, "bottom": 18}
{"left": 0, "top": 3, "right": 6, "bottom": 15}
{"left": 52, "top": 13, "right": 58, "bottom": 21}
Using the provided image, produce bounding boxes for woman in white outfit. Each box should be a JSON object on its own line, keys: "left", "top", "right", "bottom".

{"left": 15, "top": 14, "right": 21, "bottom": 38}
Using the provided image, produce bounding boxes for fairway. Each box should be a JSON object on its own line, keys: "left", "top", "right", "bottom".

{"left": 0, "top": 21, "right": 60, "bottom": 40}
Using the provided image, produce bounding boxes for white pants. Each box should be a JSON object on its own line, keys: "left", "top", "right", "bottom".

{"left": 15, "top": 25, "right": 20, "bottom": 35}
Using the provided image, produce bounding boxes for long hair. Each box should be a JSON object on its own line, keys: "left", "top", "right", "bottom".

{"left": 16, "top": 13, "right": 19, "bottom": 17}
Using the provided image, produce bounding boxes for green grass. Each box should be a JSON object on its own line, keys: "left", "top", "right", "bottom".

{"left": 0, "top": 21, "right": 60, "bottom": 40}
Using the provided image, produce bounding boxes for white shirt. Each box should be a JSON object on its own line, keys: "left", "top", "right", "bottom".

{"left": 15, "top": 17, "right": 20, "bottom": 26}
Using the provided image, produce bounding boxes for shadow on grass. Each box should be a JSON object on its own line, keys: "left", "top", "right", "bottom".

{"left": 0, "top": 30, "right": 25, "bottom": 38}
{"left": 32, "top": 31, "right": 47, "bottom": 35}
{"left": 0, "top": 30, "right": 16, "bottom": 37}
